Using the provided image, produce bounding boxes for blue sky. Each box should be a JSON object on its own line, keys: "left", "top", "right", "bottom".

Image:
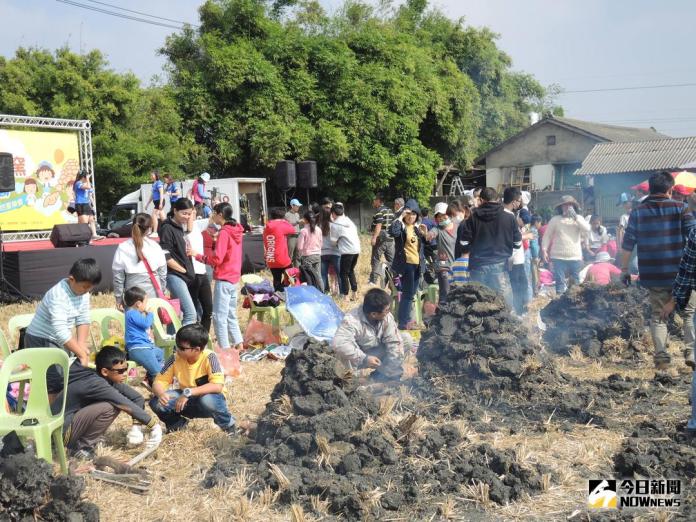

{"left": 3, "top": 0, "right": 696, "bottom": 136}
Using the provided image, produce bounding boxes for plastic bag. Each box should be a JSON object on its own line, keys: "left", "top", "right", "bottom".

{"left": 243, "top": 318, "right": 280, "bottom": 349}
{"left": 215, "top": 346, "right": 241, "bottom": 377}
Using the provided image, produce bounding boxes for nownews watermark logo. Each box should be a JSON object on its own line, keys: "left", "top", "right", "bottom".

{"left": 588, "top": 479, "right": 682, "bottom": 510}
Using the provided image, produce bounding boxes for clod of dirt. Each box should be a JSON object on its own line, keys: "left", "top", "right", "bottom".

{"left": 417, "top": 284, "right": 556, "bottom": 392}
{"left": 204, "top": 341, "right": 550, "bottom": 520}
{"left": 0, "top": 450, "right": 98, "bottom": 521}
{"left": 540, "top": 283, "right": 649, "bottom": 358}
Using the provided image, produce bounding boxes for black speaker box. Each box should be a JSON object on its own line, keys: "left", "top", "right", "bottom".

{"left": 275, "top": 160, "right": 296, "bottom": 189}
{"left": 0, "top": 153, "right": 14, "bottom": 192}
{"left": 50, "top": 224, "right": 92, "bottom": 248}
{"left": 297, "top": 161, "right": 318, "bottom": 188}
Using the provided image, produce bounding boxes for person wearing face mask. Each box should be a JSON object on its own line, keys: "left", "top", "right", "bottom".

{"left": 422, "top": 202, "right": 456, "bottom": 305}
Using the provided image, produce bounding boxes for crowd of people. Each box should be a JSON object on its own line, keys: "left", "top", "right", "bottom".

{"left": 5, "top": 169, "right": 696, "bottom": 464}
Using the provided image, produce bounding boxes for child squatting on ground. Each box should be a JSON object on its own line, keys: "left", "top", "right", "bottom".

{"left": 149, "top": 323, "right": 238, "bottom": 435}
{"left": 53, "top": 346, "right": 162, "bottom": 459}
{"left": 124, "top": 286, "right": 164, "bottom": 385}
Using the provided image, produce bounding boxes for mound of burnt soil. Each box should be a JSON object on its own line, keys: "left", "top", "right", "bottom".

{"left": 204, "top": 342, "right": 549, "bottom": 520}
{"left": 540, "top": 283, "right": 649, "bottom": 358}
{"left": 417, "top": 284, "right": 557, "bottom": 392}
{"left": 0, "top": 449, "right": 99, "bottom": 521}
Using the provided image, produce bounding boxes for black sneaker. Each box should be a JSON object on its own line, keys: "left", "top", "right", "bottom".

{"left": 165, "top": 418, "right": 189, "bottom": 433}
{"left": 70, "top": 448, "right": 95, "bottom": 460}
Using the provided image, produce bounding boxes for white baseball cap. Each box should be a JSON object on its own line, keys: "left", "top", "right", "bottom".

{"left": 433, "top": 202, "right": 449, "bottom": 216}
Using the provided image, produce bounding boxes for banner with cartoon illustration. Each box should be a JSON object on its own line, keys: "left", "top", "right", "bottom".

{"left": 0, "top": 129, "right": 81, "bottom": 231}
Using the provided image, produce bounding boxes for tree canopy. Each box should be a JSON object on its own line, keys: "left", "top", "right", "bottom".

{"left": 0, "top": 0, "right": 557, "bottom": 208}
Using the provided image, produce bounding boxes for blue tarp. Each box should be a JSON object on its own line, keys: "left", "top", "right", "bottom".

{"left": 285, "top": 286, "right": 344, "bottom": 341}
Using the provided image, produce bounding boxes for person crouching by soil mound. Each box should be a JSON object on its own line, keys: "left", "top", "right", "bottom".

{"left": 0, "top": 433, "right": 99, "bottom": 521}
{"left": 540, "top": 283, "right": 650, "bottom": 358}
{"left": 204, "top": 342, "right": 551, "bottom": 520}
{"left": 417, "top": 283, "right": 555, "bottom": 392}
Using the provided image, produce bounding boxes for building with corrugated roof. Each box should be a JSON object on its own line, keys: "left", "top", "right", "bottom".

{"left": 476, "top": 115, "right": 667, "bottom": 195}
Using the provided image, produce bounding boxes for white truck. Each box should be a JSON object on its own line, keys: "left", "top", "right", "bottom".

{"left": 104, "top": 177, "right": 268, "bottom": 237}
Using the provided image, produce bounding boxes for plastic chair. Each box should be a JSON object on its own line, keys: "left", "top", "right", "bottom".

{"left": 0, "top": 328, "right": 11, "bottom": 359}
{"left": 147, "top": 298, "right": 182, "bottom": 359}
{"left": 0, "top": 348, "right": 70, "bottom": 473}
{"left": 8, "top": 313, "right": 34, "bottom": 345}
{"left": 90, "top": 308, "right": 125, "bottom": 343}
{"left": 249, "top": 303, "right": 288, "bottom": 332}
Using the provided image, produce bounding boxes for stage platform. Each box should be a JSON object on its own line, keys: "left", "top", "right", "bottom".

{"left": 2, "top": 234, "right": 266, "bottom": 300}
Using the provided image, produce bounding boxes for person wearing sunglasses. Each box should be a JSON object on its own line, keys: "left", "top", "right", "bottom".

{"left": 150, "top": 324, "right": 238, "bottom": 436}
{"left": 52, "top": 346, "right": 162, "bottom": 460}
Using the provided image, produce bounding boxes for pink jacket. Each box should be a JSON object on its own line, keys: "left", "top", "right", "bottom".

{"left": 297, "top": 225, "right": 322, "bottom": 257}
{"left": 198, "top": 222, "right": 244, "bottom": 283}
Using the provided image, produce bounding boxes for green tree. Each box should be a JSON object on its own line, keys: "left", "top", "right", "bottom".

{"left": 0, "top": 47, "right": 194, "bottom": 209}
{"left": 163, "top": 0, "right": 480, "bottom": 204}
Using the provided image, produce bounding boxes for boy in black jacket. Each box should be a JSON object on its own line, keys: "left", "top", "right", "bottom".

{"left": 52, "top": 346, "right": 162, "bottom": 459}
{"left": 455, "top": 187, "right": 520, "bottom": 307}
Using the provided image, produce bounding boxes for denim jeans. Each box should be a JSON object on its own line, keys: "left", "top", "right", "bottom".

{"left": 689, "top": 370, "right": 696, "bottom": 431}
{"left": 523, "top": 249, "right": 533, "bottom": 302}
{"left": 551, "top": 258, "right": 583, "bottom": 294}
{"left": 509, "top": 264, "right": 530, "bottom": 315}
{"left": 127, "top": 346, "right": 164, "bottom": 382}
{"left": 470, "top": 262, "right": 513, "bottom": 309}
{"left": 213, "top": 280, "right": 243, "bottom": 348}
{"left": 321, "top": 255, "right": 340, "bottom": 293}
{"left": 437, "top": 270, "right": 450, "bottom": 305}
{"left": 398, "top": 264, "right": 420, "bottom": 328}
{"left": 149, "top": 389, "right": 235, "bottom": 431}
{"left": 166, "top": 274, "right": 197, "bottom": 325}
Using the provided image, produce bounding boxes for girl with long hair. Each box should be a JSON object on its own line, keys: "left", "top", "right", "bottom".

{"left": 297, "top": 210, "right": 323, "bottom": 291}
{"left": 112, "top": 213, "right": 167, "bottom": 309}
{"left": 318, "top": 206, "right": 340, "bottom": 294}
{"left": 158, "top": 198, "right": 197, "bottom": 325}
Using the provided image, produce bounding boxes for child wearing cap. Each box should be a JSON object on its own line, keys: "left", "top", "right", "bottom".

{"left": 585, "top": 251, "right": 621, "bottom": 286}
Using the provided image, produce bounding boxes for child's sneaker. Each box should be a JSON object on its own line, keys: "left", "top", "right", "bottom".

{"left": 127, "top": 425, "right": 144, "bottom": 446}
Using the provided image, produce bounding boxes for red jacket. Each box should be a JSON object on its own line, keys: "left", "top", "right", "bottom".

{"left": 198, "top": 222, "right": 244, "bottom": 283}
{"left": 263, "top": 219, "right": 296, "bottom": 269}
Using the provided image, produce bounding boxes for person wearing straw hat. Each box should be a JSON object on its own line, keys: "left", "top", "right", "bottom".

{"left": 585, "top": 251, "right": 621, "bottom": 286}
{"left": 541, "top": 195, "right": 591, "bottom": 294}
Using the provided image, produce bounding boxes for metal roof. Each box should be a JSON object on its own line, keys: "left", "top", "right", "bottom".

{"left": 576, "top": 136, "right": 696, "bottom": 176}
{"left": 476, "top": 116, "right": 667, "bottom": 164}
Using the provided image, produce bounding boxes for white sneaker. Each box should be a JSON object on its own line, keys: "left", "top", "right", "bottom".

{"left": 147, "top": 424, "right": 163, "bottom": 447}
{"left": 127, "top": 425, "right": 144, "bottom": 446}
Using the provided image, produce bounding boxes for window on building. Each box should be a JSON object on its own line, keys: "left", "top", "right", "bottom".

{"left": 547, "top": 135, "right": 556, "bottom": 146}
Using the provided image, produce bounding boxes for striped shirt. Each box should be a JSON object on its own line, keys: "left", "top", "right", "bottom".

{"left": 451, "top": 256, "right": 470, "bottom": 285}
{"left": 622, "top": 195, "right": 695, "bottom": 288}
{"left": 27, "top": 278, "right": 91, "bottom": 346}
{"left": 371, "top": 205, "right": 395, "bottom": 237}
{"left": 672, "top": 227, "right": 696, "bottom": 309}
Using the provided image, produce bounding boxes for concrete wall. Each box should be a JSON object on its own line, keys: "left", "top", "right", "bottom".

{"left": 486, "top": 121, "right": 600, "bottom": 169}
{"left": 486, "top": 167, "right": 503, "bottom": 189}
{"left": 530, "top": 164, "right": 554, "bottom": 189}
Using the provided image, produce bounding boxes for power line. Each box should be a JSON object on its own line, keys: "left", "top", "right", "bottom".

{"left": 55, "top": 0, "right": 190, "bottom": 30}
{"left": 83, "top": 0, "right": 199, "bottom": 27}
{"left": 561, "top": 82, "right": 696, "bottom": 94}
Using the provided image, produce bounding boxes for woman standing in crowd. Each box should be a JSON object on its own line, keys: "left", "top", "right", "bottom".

{"left": 186, "top": 212, "right": 213, "bottom": 332}
{"left": 263, "top": 208, "right": 297, "bottom": 292}
{"left": 73, "top": 170, "right": 99, "bottom": 239}
{"left": 146, "top": 171, "right": 165, "bottom": 233}
{"left": 112, "top": 213, "right": 167, "bottom": 310}
{"left": 330, "top": 203, "right": 361, "bottom": 301}
{"left": 297, "top": 210, "right": 324, "bottom": 291}
{"left": 159, "top": 199, "right": 197, "bottom": 325}
{"left": 319, "top": 207, "right": 340, "bottom": 295}
{"left": 195, "top": 202, "right": 245, "bottom": 351}
{"left": 390, "top": 199, "right": 426, "bottom": 329}
{"left": 541, "top": 195, "right": 591, "bottom": 294}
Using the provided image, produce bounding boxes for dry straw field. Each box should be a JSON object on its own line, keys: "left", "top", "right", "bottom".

{"left": 1, "top": 237, "right": 694, "bottom": 521}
